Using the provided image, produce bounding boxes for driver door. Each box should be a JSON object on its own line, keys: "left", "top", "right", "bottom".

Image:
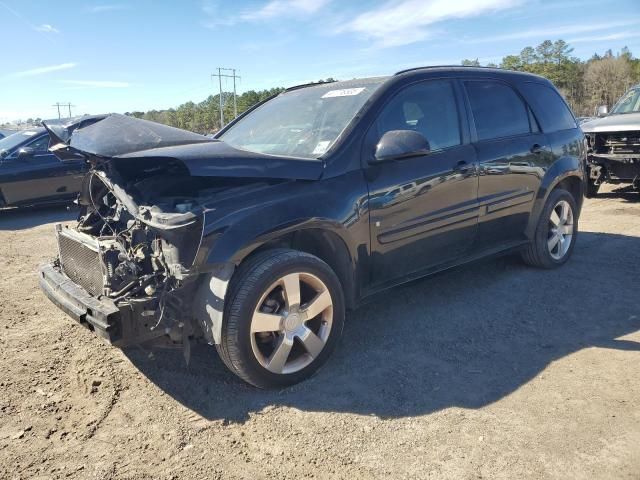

{"left": 364, "top": 79, "right": 479, "bottom": 287}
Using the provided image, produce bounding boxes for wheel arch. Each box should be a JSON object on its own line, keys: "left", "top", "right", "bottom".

{"left": 234, "top": 226, "right": 358, "bottom": 310}
{"left": 192, "top": 223, "right": 358, "bottom": 346}
{"left": 525, "top": 157, "right": 584, "bottom": 239}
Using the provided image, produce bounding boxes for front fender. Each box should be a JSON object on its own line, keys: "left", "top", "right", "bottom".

{"left": 188, "top": 171, "right": 369, "bottom": 344}
{"left": 197, "top": 171, "right": 367, "bottom": 270}
{"left": 221, "top": 216, "right": 356, "bottom": 266}
{"left": 191, "top": 217, "right": 357, "bottom": 345}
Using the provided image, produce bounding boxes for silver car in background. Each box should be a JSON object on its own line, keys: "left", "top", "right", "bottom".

{"left": 581, "top": 85, "right": 640, "bottom": 196}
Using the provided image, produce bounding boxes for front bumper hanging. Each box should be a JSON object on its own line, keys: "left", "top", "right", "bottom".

{"left": 39, "top": 263, "right": 121, "bottom": 342}
{"left": 39, "top": 263, "right": 165, "bottom": 347}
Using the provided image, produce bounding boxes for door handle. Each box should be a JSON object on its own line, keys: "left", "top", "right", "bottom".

{"left": 453, "top": 160, "right": 473, "bottom": 172}
{"left": 530, "top": 144, "right": 544, "bottom": 154}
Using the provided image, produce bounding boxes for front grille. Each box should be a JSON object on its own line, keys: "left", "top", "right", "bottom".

{"left": 596, "top": 132, "right": 640, "bottom": 155}
{"left": 57, "top": 227, "right": 104, "bottom": 296}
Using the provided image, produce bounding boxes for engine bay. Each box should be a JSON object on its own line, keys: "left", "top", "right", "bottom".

{"left": 74, "top": 171, "right": 168, "bottom": 301}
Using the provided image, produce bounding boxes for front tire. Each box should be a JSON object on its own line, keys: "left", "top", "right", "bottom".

{"left": 521, "top": 188, "right": 578, "bottom": 269}
{"left": 217, "top": 249, "right": 345, "bottom": 388}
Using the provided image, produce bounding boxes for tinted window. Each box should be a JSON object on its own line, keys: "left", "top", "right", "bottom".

{"left": 465, "top": 81, "right": 530, "bottom": 141}
{"left": 0, "top": 130, "right": 40, "bottom": 155}
{"left": 519, "top": 82, "right": 576, "bottom": 132}
{"left": 376, "top": 80, "right": 461, "bottom": 151}
{"left": 28, "top": 135, "right": 50, "bottom": 153}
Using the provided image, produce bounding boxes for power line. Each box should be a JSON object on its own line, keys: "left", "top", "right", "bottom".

{"left": 52, "top": 102, "right": 74, "bottom": 119}
{"left": 211, "top": 68, "right": 241, "bottom": 128}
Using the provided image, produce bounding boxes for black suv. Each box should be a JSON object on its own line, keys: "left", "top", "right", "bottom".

{"left": 39, "top": 67, "right": 585, "bottom": 388}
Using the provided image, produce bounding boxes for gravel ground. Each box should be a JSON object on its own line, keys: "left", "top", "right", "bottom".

{"left": 0, "top": 184, "right": 639, "bottom": 480}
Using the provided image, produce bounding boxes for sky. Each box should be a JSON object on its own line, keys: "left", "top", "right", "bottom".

{"left": 0, "top": 0, "right": 639, "bottom": 123}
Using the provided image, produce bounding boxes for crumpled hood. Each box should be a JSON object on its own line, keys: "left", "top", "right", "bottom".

{"left": 43, "top": 113, "right": 324, "bottom": 181}
{"left": 581, "top": 112, "right": 640, "bottom": 133}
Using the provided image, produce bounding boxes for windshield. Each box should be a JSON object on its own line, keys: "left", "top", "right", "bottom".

{"left": 219, "top": 78, "right": 387, "bottom": 159}
{"left": 610, "top": 87, "right": 640, "bottom": 114}
{"left": 0, "top": 130, "right": 40, "bottom": 156}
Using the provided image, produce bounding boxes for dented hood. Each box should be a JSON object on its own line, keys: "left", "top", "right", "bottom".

{"left": 43, "top": 114, "right": 324, "bottom": 181}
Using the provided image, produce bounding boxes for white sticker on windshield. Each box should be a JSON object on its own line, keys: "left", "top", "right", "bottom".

{"left": 321, "top": 87, "right": 365, "bottom": 98}
{"left": 312, "top": 140, "right": 331, "bottom": 155}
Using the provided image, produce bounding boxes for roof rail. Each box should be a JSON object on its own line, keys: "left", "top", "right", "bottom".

{"left": 394, "top": 65, "right": 503, "bottom": 76}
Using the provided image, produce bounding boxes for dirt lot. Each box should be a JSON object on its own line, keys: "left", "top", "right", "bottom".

{"left": 0, "top": 184, "right": 639, "bottom": 480}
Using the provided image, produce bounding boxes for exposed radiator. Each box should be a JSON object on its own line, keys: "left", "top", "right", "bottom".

{"left": 56, "top": 226, "right": 104, "bottom": 296}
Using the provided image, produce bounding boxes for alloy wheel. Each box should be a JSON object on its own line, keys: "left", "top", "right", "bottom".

{"left": 547, "top": 199, "right": 574, "bottom": 260}
{"left": 250, "top": 272, "right": 333, "bottom": 374}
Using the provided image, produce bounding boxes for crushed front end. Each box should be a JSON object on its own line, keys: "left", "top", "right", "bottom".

{"left": 38, "top": 113, "right": 323, "bottom": 351}
{"left": 40, "top": 167, "right": 205, "bottom": 347}
{"left": 585, "top": 131, "right": 640, "bottom": 190}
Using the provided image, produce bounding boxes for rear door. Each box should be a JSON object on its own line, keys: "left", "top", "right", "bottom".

{"left": 364, "top": 79, "right": 479, "bottom": 287}
{"left": 463, "top": 79, "right": 549, "bottom": 248}
{"left": 0, "top": 134, "right": 85, "bottom": 206}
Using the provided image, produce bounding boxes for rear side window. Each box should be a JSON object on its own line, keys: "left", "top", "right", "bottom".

{"left": 519, "top": 82, "right": 576, "bottom": 132}
{"left": 465, "top": 81, "right": 530, "bottom": 141}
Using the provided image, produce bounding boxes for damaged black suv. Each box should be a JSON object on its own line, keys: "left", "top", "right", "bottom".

{"left": 39, "top": 67, "right": 585, "bottom": 388}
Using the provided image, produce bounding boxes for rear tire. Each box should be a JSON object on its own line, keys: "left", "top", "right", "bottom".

{"left": 521, "top": 188, "right": 578, "bottom": 269}
{"left": 216, "top": 249, "right": 345, "bottom": 388}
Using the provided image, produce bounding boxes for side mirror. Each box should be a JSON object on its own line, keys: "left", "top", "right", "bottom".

{"left": 596, "top": 105, "right": 608, "bottom": 117}
{"left": 17, "top": 147, "right": 35, "bottom": 159}
{"left": 371, "top": 130, "right": 430, "bottom": 164}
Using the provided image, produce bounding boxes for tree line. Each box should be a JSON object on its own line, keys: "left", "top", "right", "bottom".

{"left": 462, "top": 40, "right": 640, "bottom": 117}
{"left": 125, "top": 87, "right": 284, "bottom": 134}
{"left": 126, "top": 40, "right": 640, "bottom": 133}
{"left": 125, "top": 78, "right": 336, "bottom": 134}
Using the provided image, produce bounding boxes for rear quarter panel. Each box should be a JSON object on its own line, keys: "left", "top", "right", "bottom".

{"left": 525, "top": 128, "right": 585, "bottom": 237}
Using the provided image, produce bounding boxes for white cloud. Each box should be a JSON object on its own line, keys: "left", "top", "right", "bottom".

{"left": 0, "top": 2, "right": 60, "bottom": 34}
{"left": 202, "top": 0, "right": 331, "bottom": 27}
{"left": 35, "top": 23, "right": 59, "bottom": 34}
{"left": 469, "top": 20, "right": 640, "bottom": 43}
{"left": 61, "top": 80, "right": 130, "bottom": 88}
{"left": 9, "top": 63, "right": 77, "bottom": 78}
{"left": 241, "top": 0, "right": 331, "bottom": 21}
{"left": 338, "top": 0, "right": 523, "bottom": 48}
{"left": 88, "top": 4, "right": 129, "bottom": 13}
{"left": 569, "top": 31, "right": 640, "bottom": 44}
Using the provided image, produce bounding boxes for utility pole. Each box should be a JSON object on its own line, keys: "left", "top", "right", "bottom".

{"left": 217, "top": 68, "right": 223, "bottom": 130}
{"left": 52, "top": 102, "right": 74, "bottom": 119}
{"left": 211, "top": 68, "right": 241, "bottom": 129}
{"left": 231, "top": 68, "right": 238, "bottom": 118}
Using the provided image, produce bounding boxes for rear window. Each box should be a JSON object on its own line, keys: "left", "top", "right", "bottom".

{"left": 519, "top": 82, "right": 576, "bottom": 132}
{"left": 465, "top": 81, "right": 530, "bottom": 141}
